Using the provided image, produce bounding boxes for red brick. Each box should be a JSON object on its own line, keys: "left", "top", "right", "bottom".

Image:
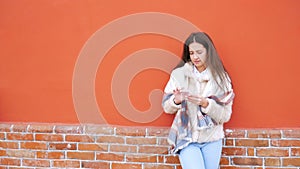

{"left": 283, "top": 130, "right": 300, "bottom": 138}
{"left": 225, "top": 129, "right": 246, "bottom": 138}
{"left": 0, "top": 150, "right": 6, "bottom": 156}
{"left": 82, "top": 161, "right": 110, "bottom": 169}
{"left": 220, "top": 157, "right": 230, "bottom": 165}
{"left": 6, "top": 150, "right": 35, "bottom": 158}
{"left": 126, "top": 154, "right": 157, "bottom": 163}
{"left": 28, "top": 124, "right": 54, "bottom": 133}
{"left": 35, "top": 133, "right": 63, "bottom": 141}
{"left": 97, "top": 135, "right": 124, "bottom": 143}
{"left": 147, "top": 128, "right": 169, "bottom": 136}
{"left": 110, "top": 144, "right": 137, "bottom": 153}
{"left": 225, "top": 139, "right": 234, "bottom": 146}
{"left": 112, "top": 163, "right": 142, "bottom": 169}
{"left": 220, "top": 167, "right": 252, "bottom": 169}
{"left": 139, "top": 145, "right": 169, "bottom": 154}
{"left": 22, "top": 159, "right": 50, "bottom": 167}
{"left": 52, "top": 160, "right": 80, "bottom": 168}
{"left": 0, "top": 141, "right": 19, "bottom": 149}
{"left": 7, "top": 133, "right": 33, "bottom": 141}
{"left": 247, "top": 148, "right": 255, "bottom": 156}
{"left": 49, "top": 143, "right": 76, "bottom": 150}
{"left": 255, "top": 168, "right": 296, "bottom": 169}
{"left": 21, "top": 142, "right": 47, "bottom": 150}
{"left": 78, "top": 143, "right": 108, "bottom": 151}
{"left": 0, "top": 124, "right": 11, "bottom": 132}
{"left": 232, "top": 158, "right": 263, "bottom": 166}
{"left": 55, "top": 125, "right": 83, "bottom": 134}
{"left": 165, "top": 155, "right": 180, "bottom": 164}
{"left": 144, "top": 164, "right": 174, "bottom": 169}
{"left": 96, "top": 152, "right": 124, "bottom": 161}
{"left": 84, "top": 125, "right": 114, "bottom": 135}
{"left": 37, "top": 151, "right": 64, "bottom": 159}
{"left": 283, "top": 158, "right": 300, "bottom": 166}
{"left": 265, "top": 158, "right": 281, "bottom": 166}
{"left": 222, "top": 147, "right": 246, "bottom": 156}
{"left": 12, "top": 124, "right": 28, "bottom": 132}
{"left": 0, "top": 133, "right": 4, "bottom": 140}
{"left": 176, "top": 165, "right": 182, "bottom": 169}
{"left": 236, "top": 139, "right": 269, "bottom": 147}
{"left": 247, "top": 130, "right": 281, "bottom": 138}
{"left": 67, "top": 152, "right": 94, "bottom": 160}
{"left": 65, "top": 135, "right": 94, "bottom": 142}
{"left": 126, "top": 137, "right": 156, "bottom": 145}
{"left": 257, "top": 148, "right": 289, "bottom": 157}
{"left": 0, "top": 158, "right": 20, "bottom": 166}
{"left": 271, "top": 140, "right": 300, "bottom": 147}
{"left": 291, "top": 148, "right": 300, "bottom": 156}
{"left": 116, "top": 127, "right": 146, "bottom": 136}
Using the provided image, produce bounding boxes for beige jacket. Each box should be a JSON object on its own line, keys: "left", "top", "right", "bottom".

{"left": 162, "top": 62, "right": 234, "bottom": 153}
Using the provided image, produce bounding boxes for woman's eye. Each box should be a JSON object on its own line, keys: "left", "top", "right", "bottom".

{"left": 189, "top": 52, "right": 194, "bottom": 55}
{"left": 196, "top": 51, "right": 202, "bottom": 54}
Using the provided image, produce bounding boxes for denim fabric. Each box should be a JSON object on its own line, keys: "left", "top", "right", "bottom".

{"left": 179, "top": 139, "right": 223, "bottom": 169}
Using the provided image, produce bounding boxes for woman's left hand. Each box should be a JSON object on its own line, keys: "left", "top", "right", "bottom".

{"left": 187, "top": 95, "right": 209, "bottom": 108}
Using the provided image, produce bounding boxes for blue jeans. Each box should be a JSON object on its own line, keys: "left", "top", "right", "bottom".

{"left": 179, "top": 139, "right": 223, "bottom": 169}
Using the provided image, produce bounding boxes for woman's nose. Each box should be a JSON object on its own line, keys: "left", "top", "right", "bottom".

{"left": 192, "top": 53, "right": 200, "bottom": 59}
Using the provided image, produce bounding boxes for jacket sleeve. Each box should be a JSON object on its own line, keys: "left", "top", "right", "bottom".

{"left": 201, "top": 99, "right": 233, "bottom": 124}
{"left": 162, "top": 74, "right": 181, "bottom": 114}
{"left": 201, "top": 74, "right": 235, "bottom": 124}
{"left": 162, "top": 94, "right": 181, "bottom": 114}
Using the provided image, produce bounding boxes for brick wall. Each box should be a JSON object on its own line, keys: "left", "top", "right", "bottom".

{"left": 0, "top": 123, "right": 299, "bottom": 169}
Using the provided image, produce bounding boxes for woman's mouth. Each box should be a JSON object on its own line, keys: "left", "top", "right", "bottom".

{"left": 194, "top": 60, "right": 201, "bottom": 64}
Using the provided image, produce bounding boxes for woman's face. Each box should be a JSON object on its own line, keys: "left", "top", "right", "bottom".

{"left": 189, "top": 42, "right": 207, "bottom": 72}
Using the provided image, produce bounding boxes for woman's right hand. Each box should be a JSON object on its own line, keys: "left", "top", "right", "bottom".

{"left": 173, "top": 88, "right": 189, "bottom": 105}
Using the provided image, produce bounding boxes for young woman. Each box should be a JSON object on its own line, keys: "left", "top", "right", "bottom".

{"left": 162, "top": 32, "right": 235, "bottom": 169}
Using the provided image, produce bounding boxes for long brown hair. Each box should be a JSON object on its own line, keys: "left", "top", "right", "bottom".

{"left": 175, "top": 32, "right": 231, "bottom": 91}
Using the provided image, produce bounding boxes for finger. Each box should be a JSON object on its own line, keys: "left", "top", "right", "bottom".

{"left": 187, "top": 97, "right": 201, "bottom": 103}
{"left": 187, "top": 97, "right": 202, "bottom": 104}
{"left": 173, "top": 88, "right": 180, "bottom": 93}
{"left": 187, "top": 95, "right": 200, "bottom": 100}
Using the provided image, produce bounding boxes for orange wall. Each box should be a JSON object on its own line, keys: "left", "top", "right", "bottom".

{"left": 0, "top": 0, "right": 299, "bottom": 128}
